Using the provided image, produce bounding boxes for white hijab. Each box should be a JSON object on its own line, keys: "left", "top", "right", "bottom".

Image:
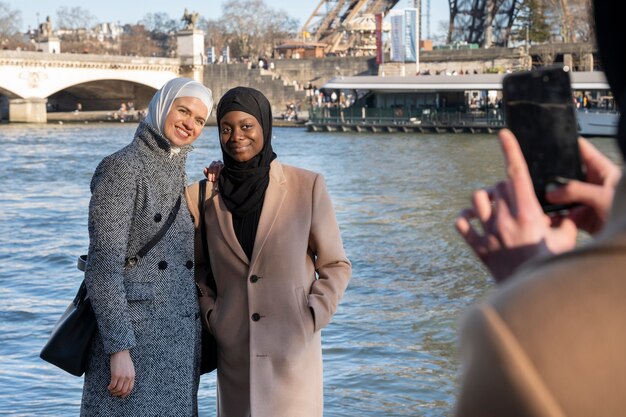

{"left": 144, "top": 77, "right": 214, "bottom": 136}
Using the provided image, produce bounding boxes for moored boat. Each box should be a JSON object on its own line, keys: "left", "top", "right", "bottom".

{"left": 576, "top": 109, "right": 619, "bottom": 137}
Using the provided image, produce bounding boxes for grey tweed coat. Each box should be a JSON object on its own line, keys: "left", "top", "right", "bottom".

{"left": 81, "top": 123, "right": 201, "bottom": 416}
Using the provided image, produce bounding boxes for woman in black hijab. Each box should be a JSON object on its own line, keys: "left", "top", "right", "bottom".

{"left": 215, "top": 86, "right": 276, "bottom": 259}
{"left": 188, "top": 86, "right": 352, "bottom": 417}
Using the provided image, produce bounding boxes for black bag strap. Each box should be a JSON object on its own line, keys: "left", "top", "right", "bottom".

{"left": 199, "top": 179, "right": 217, "bottom": 293}
{"left": 125, "top": 194, "right": 182, "bottom": 268}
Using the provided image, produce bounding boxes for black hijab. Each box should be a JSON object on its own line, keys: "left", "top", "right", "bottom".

{"left": 216, "top": 86, "right": 276, "bottom": 258}
{"left": 593, "top": 0, "right": 626, "bottom": 158}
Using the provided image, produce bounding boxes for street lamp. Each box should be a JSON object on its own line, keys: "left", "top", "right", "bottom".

{"left": 36, "top": 12, "right": 40, "bottom": 51}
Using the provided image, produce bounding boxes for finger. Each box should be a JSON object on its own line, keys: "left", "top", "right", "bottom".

{"left": 114, "top": 377, "right": 131, "bottom": 397}
{"left": 108, "top": 376, "right": 119, "bottom": 392}
{"left": 493, "top": 181, "right": 513, "bottom": 222}
{"left": 455, "top": 209, "right": 484, "bottom": 250}
{"left": 120, "top": 378, "right": 133, "bottom": 398}
{"left": 471, "top": 189, "right": 493, "bottom": 224}
{"left": 109, "top": 386, "right": 121, "bottom": 396}
{"left": 126, "top": 379, "right": 135, "bottom": 398}
{"left": 546, "top": 216, "right": 579, "bottom": 253}
{"left": 578, "top": 138, "right": 621, "bottom": 184}
{"left": 578, "top": 137, "right": 611, "bottom": 172}
{"left": 547, "top": 180, "right": 604, "bottom": 210}
{"left": 563, "top": 205, "right": 602, "bottom": 234}
{"left": 498, "top": 129, "right": 536, "bottom": 205}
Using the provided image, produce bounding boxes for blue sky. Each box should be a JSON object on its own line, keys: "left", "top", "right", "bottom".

{"left": 8, "top": 0, "right": 449, "bottom": 38}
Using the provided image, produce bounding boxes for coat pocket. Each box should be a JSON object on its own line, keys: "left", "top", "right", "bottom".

{"left": 124, "top": 281, "right": 154, "bottom": 322}
{"left": 295, "top": 286, "right": 314, "bottom": 338}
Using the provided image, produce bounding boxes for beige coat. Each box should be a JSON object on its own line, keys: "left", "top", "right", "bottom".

{"left": 186, "top": 160, "right": 351, "bottom": 417}
{"left": 454, "top": 176, "right": 626, "bottom": 417}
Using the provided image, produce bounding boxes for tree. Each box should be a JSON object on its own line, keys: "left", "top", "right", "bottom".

{"left": 199, "top": 17, "right": 228, "bottom": 57}
{"left": 218, "top": 0, "right": 299, "bottom": 59}
{"left": 566, "top": 0, "right": 593, "bottom": 42}
{"left": 541, "top": 0, "right": 592, "bottom": 42}
{"left": 119, "top": 24, "right": 162, "bottom": 57}
{"left": 140, "top": 12, "right": 178, "bottom": 56}
{"left": 261, "top": 6, "right": 299, "bottom": 56}
{"left": 0, "top": 1, "right": 21, "bottom": 37}
{"left": 140, "top": 12, "right": 179, "bottom": 33}
{"left": 55, "top": 6, "right": 96, "bottom": 30}
{"left": 512, "top": 0, "right": 551, "bottom": 44}
{"left": 0, "top": 1, "right": 28, "bottom": 49}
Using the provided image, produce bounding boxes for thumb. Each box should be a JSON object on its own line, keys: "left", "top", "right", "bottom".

{"left": 546, "top": 180, "right": 604, "bottom": 212}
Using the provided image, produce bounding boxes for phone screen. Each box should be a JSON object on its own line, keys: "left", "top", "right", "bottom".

{"left": 502, "top": 66, "right": 585, "bottom": 212}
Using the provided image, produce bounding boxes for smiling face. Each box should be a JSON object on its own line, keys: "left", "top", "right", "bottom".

{"left": 163, "top": 97, "right": 208, "bottom": 148}
{"left": 219, "top": 110, "right": 264, "bottom": 162}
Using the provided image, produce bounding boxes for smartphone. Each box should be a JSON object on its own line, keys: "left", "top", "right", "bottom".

{"left": 502, "top": 66, "right": 585, "bottom": 213}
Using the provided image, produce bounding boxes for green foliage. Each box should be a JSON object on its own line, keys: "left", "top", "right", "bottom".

{"left": 512, "top": 0, "right": 551, "bottom": 44}
{"left": 484, "top": 66, "right": 505, "bottom": 74}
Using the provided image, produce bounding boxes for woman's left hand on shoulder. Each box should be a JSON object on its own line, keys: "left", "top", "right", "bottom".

{"left": 203, "top": 160, "right": 224, "bottom": 182}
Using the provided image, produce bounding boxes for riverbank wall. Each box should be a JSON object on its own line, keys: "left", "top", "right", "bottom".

{"left": 45, "top": 109, "right": 307, "bottom": 127}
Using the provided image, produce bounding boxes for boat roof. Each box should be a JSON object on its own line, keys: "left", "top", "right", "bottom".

{"left": 322, "top": 71, "right": 610, "bottom": 92}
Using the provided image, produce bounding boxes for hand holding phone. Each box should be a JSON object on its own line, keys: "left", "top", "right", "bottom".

{"left": 502, "top": 66, "right": 585, "bottom": 212}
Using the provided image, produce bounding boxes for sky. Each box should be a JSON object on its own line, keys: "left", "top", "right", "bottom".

{"left": 7, "top": 0, "right": 450, "bottom": 39}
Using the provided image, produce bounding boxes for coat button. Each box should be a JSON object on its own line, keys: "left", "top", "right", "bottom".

{"left": 158, "top": 261, "right": 168, "bottom": 270}
{"left": 249, "top": 274, "right": 259, "bottom": 283}
{"left": 251, "top": 313, "right": 261, "bottom": 322}
{"left": 154, "top": 213, "right": 162, "bottom": 222}
{"left": 186, "top": 260, "right": 194, "bottom": 269}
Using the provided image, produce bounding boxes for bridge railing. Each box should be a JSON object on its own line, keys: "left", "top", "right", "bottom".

{"left": 0, "top": 50, "right": 181, "bottom": 66}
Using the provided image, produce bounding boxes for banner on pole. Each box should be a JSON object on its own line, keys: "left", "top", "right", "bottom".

{"left": 389, "top": 8, "right": 420, "bottom": 72}
{"left": 404, "top": 8, "right": 418, "bottom": 63}
{"left": 375, "top": 13, "right": 383, "bottom": 65}
{"left": 390, "top": 12, "right": 404, "bottom": 62}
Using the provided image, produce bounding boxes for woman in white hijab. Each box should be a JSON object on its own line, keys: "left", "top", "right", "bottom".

{"left": 81, "top": 78, "right": 213, "bottom": 416}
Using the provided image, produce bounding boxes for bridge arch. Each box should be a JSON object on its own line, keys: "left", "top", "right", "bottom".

{"left": 0, "top": 51, "right": 183, "bottom": 122}
{"left": 0, "top": 86, "right": 21, "bottom": 99}
{"left": 46, "top": 79, "right": 159, "bottom": 112}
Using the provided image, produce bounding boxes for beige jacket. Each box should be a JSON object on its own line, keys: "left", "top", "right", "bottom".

{"left": 454, "top": 176, "right": 626, "bottom": 417}
{"left": 186, "top": 160, "right": 351, "bottom": 417}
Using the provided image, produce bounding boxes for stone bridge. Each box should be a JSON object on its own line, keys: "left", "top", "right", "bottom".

{"left": 0, "top": 51, "right": 202, "bottom": 122}
{"left": 0, "top": 41, "right": 600, "bottom": 123}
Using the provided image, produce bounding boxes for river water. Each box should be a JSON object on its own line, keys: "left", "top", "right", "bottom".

{"left": 0, "top": 123, "right": 621, "bottom": 416}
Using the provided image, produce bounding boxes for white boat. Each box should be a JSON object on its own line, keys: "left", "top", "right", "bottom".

{"left": 576, "top": 109, "right": 619, "bottom": 137}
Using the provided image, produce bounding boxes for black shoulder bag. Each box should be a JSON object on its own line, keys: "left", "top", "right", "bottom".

{"left": 198, "top": 179, "right": 218, "bottom": 374}
{"left": 40, "top": 195, "right": 182, "bottom": 377}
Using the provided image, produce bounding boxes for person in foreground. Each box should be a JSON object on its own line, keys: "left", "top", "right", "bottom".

{"left": 452, "top": 1, "right": 626, "bottom": 415}
{"left": 186, "top": 86, "right": 352, "bottom": 417}
{"left": 82, "top": 78, "right": 213, "bottom": 416}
